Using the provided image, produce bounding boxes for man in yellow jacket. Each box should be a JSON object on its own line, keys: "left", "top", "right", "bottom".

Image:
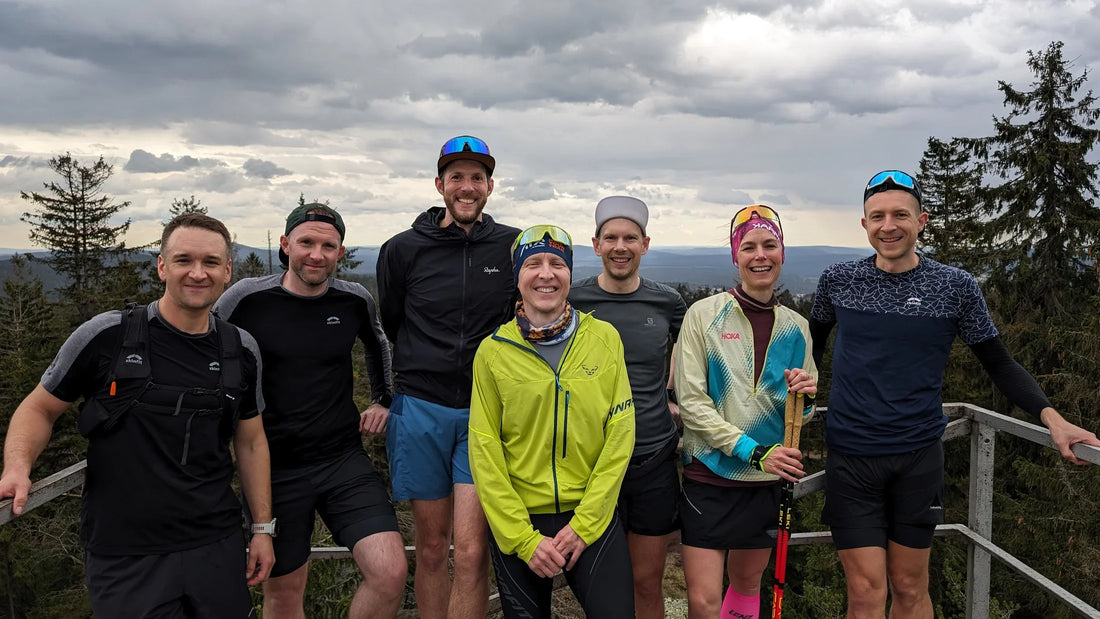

{"left": 469, "top": 224, "right": 636, "bottom": 619}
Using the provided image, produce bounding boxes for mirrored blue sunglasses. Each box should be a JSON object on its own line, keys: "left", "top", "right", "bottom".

{"left": 864, "top": 170, "right": 922, "bottom": 205}
{"left": 440, "top": 136, "right": 491, "bottom": 157}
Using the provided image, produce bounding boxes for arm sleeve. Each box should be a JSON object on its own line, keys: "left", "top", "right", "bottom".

{"left": 674, "top": 304, "right": 751, "bottom": 457}
{"left": 969, "top": 336, "right": 1052, "bottom": 419}
{"left": 800, "top": 320, "right": 819, "bottom": 423}
{"left": 569, "top": 337, "right": 635, "bottom": 546}
{"left": 669, "top": 291, "right": 688, "bottom": 343}
{"left": 239, "top": 331, "right": 265, "bottom": 419}
{"left": 375, "top": 240, "right": 406, "bottom": 344}
{"left": 358, "top": 290, "right": 395, "bottom": 407}
{"left": 468, "top": 346, "right": 545, "bottom": 563}
{"left": 808, "top": 268, "right": 836, "bottom": 368}
{"left": 808, "top": 317, "right": 835, "bottom": 369}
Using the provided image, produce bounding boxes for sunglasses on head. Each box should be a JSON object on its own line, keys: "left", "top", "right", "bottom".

{"left": 864, "top": 170, "right": 922, "bottom": 205}
{"left": 512, "top": 225, "right": 573, "bottom": 255}
{"left": 730, "top": 205, "right": 782, "bottom": 238}
{"left": 440, "top": 136, "right": 490, "bottom": 157}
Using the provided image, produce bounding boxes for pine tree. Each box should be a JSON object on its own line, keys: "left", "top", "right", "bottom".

{"left": 19, "top": 153, "right": 137, "bottom": 322}
{"left": 236, "top": 252, "right": 267, "bottom": 280}
{"left": 962, "top": 41, "right": 1100, "bottom": 319}
{"left": 955, "top": 42, "right": 1100, "bottom": 615}
{"left": 917, "top": 137, "right": 988, "bottom": 274}
{"left": 163, "top": 194, "right": 207, "bottom": 224}
{"left": 0, "top": 255, "right": 56, "bottom": 422}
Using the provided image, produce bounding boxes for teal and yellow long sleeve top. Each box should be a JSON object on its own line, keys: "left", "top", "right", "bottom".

{"left": 675, "top": 292, "right": 816, "bottom": 482}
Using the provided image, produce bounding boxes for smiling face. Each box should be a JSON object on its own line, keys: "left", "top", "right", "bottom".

{"left": 517, "top": 252, "right": 571, "bottom": 325}
{"left": 158, "top": 226, "right": 232, "bottom": 313}
{"left": 593, "top": 217, "right": 649, "bottom": 285}
{"left": 736, "top": 227, "right": 783, "bottom": 300}
{"left": 862, "top": 190, "right": 928, "bottom": 273}
{"left": 436, "top": 159, "right": 494, "bottom": 232}
{"left": 280, "top": 221, "right": 345, "bottom": 296}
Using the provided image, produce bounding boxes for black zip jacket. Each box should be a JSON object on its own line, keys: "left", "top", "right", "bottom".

{"left": 377, "top": 207, "right": 519, "bottom": 408}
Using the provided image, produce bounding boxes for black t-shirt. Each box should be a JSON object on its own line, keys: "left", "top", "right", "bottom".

{"left": 214, "top": 275, "right": 394, "bottom": 468}
{"left": 41, "top": 301, "right": 262, "bottom": 555}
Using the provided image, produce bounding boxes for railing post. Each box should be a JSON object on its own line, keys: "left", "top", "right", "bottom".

{"left": 966, "top": 415, "right": 995, "bottom": 619}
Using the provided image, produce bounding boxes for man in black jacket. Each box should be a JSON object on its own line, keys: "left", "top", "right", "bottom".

{"left": 377, "top": 135, "right": 518, "bottom": 619}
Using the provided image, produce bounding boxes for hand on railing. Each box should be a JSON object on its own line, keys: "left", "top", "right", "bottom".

{"left": 0, "top": 471, "right": 33, "bottom": 517}
{"left": 1041, "top": 407, "right": 1100, "bottom": 465}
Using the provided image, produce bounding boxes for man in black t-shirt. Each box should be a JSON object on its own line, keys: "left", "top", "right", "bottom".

{"left": 215, "top": 203, "right": 405, "bottom": 619}
{"left": 0, "top": 213, "right": 273, "bottom": 618}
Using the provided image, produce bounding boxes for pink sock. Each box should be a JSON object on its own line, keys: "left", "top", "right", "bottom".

{"left": 720, "top": 586, "right": 759, "bottom": 618}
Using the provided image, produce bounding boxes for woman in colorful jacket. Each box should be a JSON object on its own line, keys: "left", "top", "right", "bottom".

{"left": 469, "top": 224, "right": 636, "bottom": 619}
{"left": 675, "top": 205, "right": 817, "bottom": 619}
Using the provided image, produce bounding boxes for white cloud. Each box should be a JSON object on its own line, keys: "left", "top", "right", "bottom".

{"left": 1, "top": 0, "right": 1098, "bottom": 250}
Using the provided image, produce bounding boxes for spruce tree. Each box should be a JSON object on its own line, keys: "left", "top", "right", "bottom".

{"left": 917, "top": 137, "right": 987, "bottom": 274}
{"left": 163, "top": 194, "right": 206, "bottom": 224}
{"left": 962, "top": 41, "right": 1100, "bottom": 319}
{"left": 236, "top": 252, "right": 267, "bottom": 280}
{"left": 957, "top": 42, "right": 1100, "bottom": 616}
{"left": 19, "top": 153, "right": 137, "bottom": 322}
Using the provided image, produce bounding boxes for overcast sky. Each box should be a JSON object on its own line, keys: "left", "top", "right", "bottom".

{"left": 2, "top": 0, "right": 1098, "bottom": 253}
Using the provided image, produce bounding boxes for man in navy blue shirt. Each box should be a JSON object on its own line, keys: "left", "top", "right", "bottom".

{"left": 810, "top": 169, "right": 1099, "bottom": 619}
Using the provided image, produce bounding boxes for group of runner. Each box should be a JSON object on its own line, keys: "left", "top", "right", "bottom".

{"left": 2, "top": 135, "right": 1098, "bottom": 619}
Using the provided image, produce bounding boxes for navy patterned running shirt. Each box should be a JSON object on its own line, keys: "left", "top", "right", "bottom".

{"left": 811, "top": 255, "right": 998, "bottom": 455}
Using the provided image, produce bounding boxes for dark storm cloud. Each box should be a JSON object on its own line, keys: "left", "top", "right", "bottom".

{"left": 124, "top": 150, "right": 223, "bottom": 173}
{"left": 697, "top": 187, "right": 753, "bottom": 204}
{"left": 758, "top": 193, "right": 790, "bottom": 206}
{"left": 504, "top": 180, "right": 556, "bottom": 202}
{"left": 0, "top": 156, "right": 36, "bottom": 168}
{"left": 243, "top": 159, "right": 292, "bottom": 179}
{"left": 182, "top": 123, "right": 317, "bottom": 148}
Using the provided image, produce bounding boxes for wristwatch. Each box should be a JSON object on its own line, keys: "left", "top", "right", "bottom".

{"left": 250, "top": 518, "right": 278, "bottom": 537}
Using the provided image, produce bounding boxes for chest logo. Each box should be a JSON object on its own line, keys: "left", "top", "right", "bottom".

{"left": 125, "top": 353, "right": 144, "bottom": 365}
{"left": 326, "top": 316, "right": 341, "bottom": 325}
{"left": 645, "top": 317, "right": 656, "bottom": 327}
{"left": 905, "top": 297, "right": 922, "bottom": 309}
{"left": 209, "top": 361, "right": 221, "bottom": 372}
{"left": 581, "top": 364, "right": 598, "bottom": 376}
{"left": 721, "top": 333, "right": 741, "bottom": 340}
{"left": 484, "top": 266, "right": 501, "bottom": 274}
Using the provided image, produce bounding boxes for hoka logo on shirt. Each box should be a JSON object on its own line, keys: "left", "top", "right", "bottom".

{"left": 326, "top": 316, "right": 341, "bottom": 326}
{"left": 483, "top": 266, "right": 500, "bottom": 274}
{"left": 208, "top": 361, "right": 221, "bottom": 372}
{"left": 124, "top": 353, "right": 144, "bottom": 365}
{"left": 721, "top": 333, "right": 741, "bottom": 340}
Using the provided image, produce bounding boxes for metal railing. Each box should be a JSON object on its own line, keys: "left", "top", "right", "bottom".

{"left": 3, "top": 402, "right": 1099, "bottom": 616}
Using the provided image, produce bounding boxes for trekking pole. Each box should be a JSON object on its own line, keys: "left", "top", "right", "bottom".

{"left": 771, "top": 391, "right": 804, "bottom": 619}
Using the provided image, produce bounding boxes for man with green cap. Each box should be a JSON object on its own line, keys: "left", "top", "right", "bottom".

{"left": 216, "top": 203, "right": 406, "bottom": 618}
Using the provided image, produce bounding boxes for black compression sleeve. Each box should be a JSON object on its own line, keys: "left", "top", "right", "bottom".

{"left": 969, "top": 337, "right": 1052, "bottom": 420}
{"left": 808, "top": 317, "right": 835, "bottom": 368}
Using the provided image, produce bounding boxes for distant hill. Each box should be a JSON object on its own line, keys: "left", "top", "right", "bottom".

{"left": 2, "top": 245, "right": 870, "bottom": 296}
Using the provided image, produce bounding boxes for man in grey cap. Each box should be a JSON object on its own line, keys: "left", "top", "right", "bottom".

{"left": 568, "top": 196, "right": 687, "bottom": 619}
